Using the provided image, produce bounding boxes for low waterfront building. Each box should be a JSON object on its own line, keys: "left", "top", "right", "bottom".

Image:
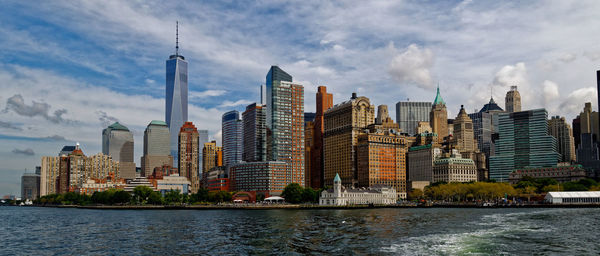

{"left": 508, "top": 165, "right": 587, "bottom": 184}
{"left": 545, "top": 191, "right": 600, "bottom": 204}
{"left": 229, "top": 161, "right": 289, "bottom": 196}
{"left": 79, "top": 173, "right": 126, "bottom": 195}
{"left": 432, "top": 150, "right": 478, "bottom": 183}
{"left": 319, "top": 174, "right": 396, "bottom": 206}
{"left": 155, "top": 174, "right": 191, "bottom": 195}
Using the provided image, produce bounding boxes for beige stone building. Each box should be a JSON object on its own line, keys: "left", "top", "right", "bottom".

{"left": 432, "top": 150, "right": 478, "bottom": 183}
{"left": 548, "top": 116, "right": 576, "bottom": 163}
{"left": 505, "top": 86, "right": 521, "bottom": 113}
{"left": 453, "top": 105, "right": 477, "bottom": 152}
{"left": 40, "top": 156, "right": 60, "bottom": 196}
{"left": 430, "top": 87, "right": 448, "bottom": 142}
{"left": 202, "top": 141, "right": 223, "bottom": 173}
{"left": 323, "top": 93, "right": 375, "bottom": 187}
{"left": 179, "top": 122, "right": 200, "bottom": 193}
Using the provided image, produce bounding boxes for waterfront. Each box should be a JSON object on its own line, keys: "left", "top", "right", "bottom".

{"left": 1, "top": 207, "right": 599, "bottom": 255}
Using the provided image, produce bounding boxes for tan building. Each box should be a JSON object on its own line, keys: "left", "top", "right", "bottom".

{"left": 505, "top": 86, "right": 522, "bottom": 113}
{"left": 357, "top": 110, "right": 412, "bottom": 199}
{"left": 417, "top": 121, "right": 432, "bottom": 134}
{"left": 202, "top": 141, "right": 223, "bottom": 173}
{"left": 324, "top": 93, "right": 375, "bottom": 187}
{"left": 453, "top": 105, "right": 477, "bottom": 152}
{"left": 179, "top": 122, "right": 200, "bottom": 193}
{"left": 432, "top": 150, "right": 478, "bottom": 183}
{"left": 430, "top": 87, "right": 448, "bottom": 142}
{"left": 40, "top": 156, "right": 60, "bottom": 196}
{"left": 304, "top": 121, "right": 314, "bottom": 187}
{"left": 548, "top": 116, "right": 576, "bottom": 163}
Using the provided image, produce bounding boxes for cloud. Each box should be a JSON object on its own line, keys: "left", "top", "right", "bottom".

{"left": 492, "top": 62, "right": 528, "bottom": 88}
{"left": 388, "top": 44, "right": 434, "bottom": 89}
{"left": 43, "top": 135, "right": 68, "bottom": 141}
{"left": 96, "top": 110, "right": 120, "bottom": 128}
{"left": 219, "top": 99, "right": 254, "bottom": 108}
{"left": 3, "top": 94, "right": 69, "bottom": 124}
{"left": 189, "top": 90, "right": 227, "bottom": 98}
{"left": 559, "top": 87, "right": 597, "bottom": 117}
{"left": 557, "top": 53, "right": 576, "bottom": 63}
{"left": 12, "top": 148, "right": 35, "bottom": 156}
{"left": 542, "top": 80, "right": 560, "bottom": 105}
{"left": 0, "top": 121, "right": 21, "bottom": 131}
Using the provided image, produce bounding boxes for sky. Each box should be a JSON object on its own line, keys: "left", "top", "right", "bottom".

{"left": 1, "top": 0, "right": 599, "bottom": 196}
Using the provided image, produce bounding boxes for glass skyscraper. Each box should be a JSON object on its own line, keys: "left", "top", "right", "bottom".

{"left": 396, "top": 101, "right": 432, "bottom": 136}
{"left": 165, "top": 41, "right": 188, "bottom": 167}
{"left": 489, "top": 109, "right": 559, "bottom": 181}
{"left": 222, "top": 110, "right": 243, "bottom": 166}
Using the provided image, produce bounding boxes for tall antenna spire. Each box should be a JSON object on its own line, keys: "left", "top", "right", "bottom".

{"left": 176, "top": 21, "right": 179, "bottom": 56}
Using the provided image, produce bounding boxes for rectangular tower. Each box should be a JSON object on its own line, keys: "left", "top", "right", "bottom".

{"left": 178, "top": 122, "right": 200, "bottom": 193}
{"left": 242, "top": 103, "right": 267, "bottom": 162}
{"left": 165, "top": 38, "right": 188, "bottom": 167}
{"left": 396, "top": 101, "right": 432, "bottom": 135}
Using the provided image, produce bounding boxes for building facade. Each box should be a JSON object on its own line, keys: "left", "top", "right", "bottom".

{"left": 21, "top": 173, "right": 40, "bottom": 200}
{"left": 432, "top": 151, "right": 478, "bottom": 183}
{"left": 102, "top": 122, "right": 135, "bottom": 179}
{"left": 453, "top": 105, "right": 477, "bottom": 152}
{"left": 242, "top": 103, "right": 267, "bottom": 162}
{"left": 202, "top": 141, "right": 223, "bottom": 173}
{"left": 229, "top": 161, "right": 289, "bottom": 196}
{"left": 407, "top": 144, "right": 442, "bottom": 184}
{"left": 165, "top": 25, "right": 188, "bottom": 165}
{"left": 319, "top": 174, "right": 396, "bottom": 206}
{"left": 222, "top": 110, "right": 243, "bottom": 166}
{"left": 430, "top": 87, "right": 448, "bottom": 142}
{"left": 508, "top": 165, "right": 587, "bottom": 184}
{"left": 548, "top": 116, "right": 576, "bottom": 163}
{"left": 396, "top": 101, "right": 432, "bottom": 136}
{"left": 265, "top": 66, "right": 305, "bottom": 187}
{"left": 323, "top": 93, "right": 375, "bottom": 187}
{"left": 489, "top": 109, "right": 560, "bottom": 181}
{"left": 141, "top": 120, "right": 173, "bottom": 177}
{"left": 40, "top": 156, "right": 60, "bottom": 196}
{"left": 178, "top": 122, "right": 200, "bottom": 193}
{"left": 309, "top": 86, "right": 333, "bottom": 189}
{"left": 505, "top": 86, "right": 522, "bottom": 113}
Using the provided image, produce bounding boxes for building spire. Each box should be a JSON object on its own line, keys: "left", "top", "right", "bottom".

{"left": 176, "top": 21, "right": 179, "bottom": 56}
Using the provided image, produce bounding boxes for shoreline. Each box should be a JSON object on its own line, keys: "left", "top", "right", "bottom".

{"left": 23, "top": 204, "right": 600, "bottom": 210}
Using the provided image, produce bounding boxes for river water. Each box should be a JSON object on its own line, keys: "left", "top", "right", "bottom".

{"left": 1, "top": 207, "right": 598, "bottom": 255}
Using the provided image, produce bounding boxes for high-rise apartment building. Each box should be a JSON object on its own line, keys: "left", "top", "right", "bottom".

{"left": 489, "top": 109, "right": 560, "bottom": 181}
{"left": 178, "top": 122, "right": 200, "bottom": 193}
{"left": 505, "top": 86, "right": 521, "bottom": 113}
{"left": 324, "top": 93, "right": 375, "bottom": 187}
{"left": 310, "top": 86, "right": 333, "bottom": 189}
{"left": 548, "top": 116, "right": 576, "bottom": 163}
{"left": 141, "top": 120, "right": 173, "bottom": 177}
{"left": 430, "top": 87, "right": 448, "bottom": 142}
{"left": 202, "top": 141, "right": 223, "bottom": 173}
{"left": 222, "top": 110, "right": 243, "bottom": 166}
{"left": 102, "top": 122, "right": 135, "bottom": 179}
{"left": 265, "top": 66, "right": 305, "bottom": 186}
{"left": 304, "top": 120, "right": 314, "bottom": 187}
{"left": 40, "top": 156, "right": 60, "bottom": 196}
{"left": 396, "top": 101, "right": 431, "bottom": 136}
{"left": 242, "top": 103, "right": 267, "bottom": 162}
{"left": 166, "top": 22, "right": 188, "bottom": 166}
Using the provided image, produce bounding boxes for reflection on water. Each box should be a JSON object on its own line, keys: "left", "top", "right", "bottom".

{"left": 1, "top": 207, "right": 599, "bottom": 255}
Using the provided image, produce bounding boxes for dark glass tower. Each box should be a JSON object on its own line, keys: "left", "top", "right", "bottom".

{"left": 166, "top": 22, "right": 188, "bottom": 167}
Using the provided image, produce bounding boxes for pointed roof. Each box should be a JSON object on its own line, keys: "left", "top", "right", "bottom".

{"left": 479, "top": 97, "right": 504, "bottom": 113}
{"left": 433, "top": 86, "right": 445, "bottom": 105}
{"left": 334, "top": 173, "right": 341, "bottom": 182}
{"left": 108, "top": 122, "right": 129, "bottom": 131}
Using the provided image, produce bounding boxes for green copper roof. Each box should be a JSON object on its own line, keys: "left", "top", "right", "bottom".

{"left": 409, "top": 144, "right": 433, "bottom": 151}
{"left": 108, "top": 122, "right": 129, "bottom": 131}
{"left": 334, "top": 173, "right": 341, "bottom": 182}
{"left": 433, "top": 86, "right": 445, "bottom": 105}
{"left": 149, "top": 120, "right": 167, "bottom": 126}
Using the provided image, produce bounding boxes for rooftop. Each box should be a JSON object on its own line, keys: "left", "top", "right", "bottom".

{"left": 479, "top": 97, "right": 504, "bottom": 113}
{"left": 546, "top": 191, "right": 600, "bottom": 198}
{"left": 108, "top": 122, "right": 129, "bottom": 131}
{"left": 149, "top": 120, "right": 167, "bottom": 126}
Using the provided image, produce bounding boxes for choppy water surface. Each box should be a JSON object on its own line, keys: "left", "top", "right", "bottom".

{"left": 1, "top": 207, "right": 599, "bottom": 255}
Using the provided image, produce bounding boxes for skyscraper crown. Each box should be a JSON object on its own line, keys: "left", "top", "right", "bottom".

{"left": 433, "top": 86, "right": 445, "bottom": 106}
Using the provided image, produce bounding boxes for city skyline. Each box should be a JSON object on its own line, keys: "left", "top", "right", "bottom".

{"left": 1, "top": 1, "right": 600, "bottom": 195}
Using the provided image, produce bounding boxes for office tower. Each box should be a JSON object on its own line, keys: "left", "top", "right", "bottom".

{"left": 304, "top": 120, "right": 314, "bottom": 187}
{"left": 575, "top": 103, "right": 600, "bottom": 176}
{"left": 324, "top": 93, "right": 375, "bottom": 187}
{"left": 310, "top": 86, "right": 333, "bottom": 189}
{"left": 573, "top": 117, "right": 581, "bottom": 149}
{"left": 408, "top": 145, "right": 442, "bottom": 183}
{"left": 222, "top": 110, "right": 243, "bottom": 166}
{"left": 357, "top": 115, "right": 411, "bottom": 199}
{"left": 166, "top": 22, "right": 188, "bottom": 166}
{"left": 505, "top": 86, "right": 521, "bottom": 113}
{"left": 548, "top": 116, "right": 576, "bottom": 163}
{"left": 203, "top": 141, "right": 223, "bottom": 173}
{"left": 102, "top": 122, "right": 135, "bottom": 179}
{"left": 489, "top": 109, "right": 560, "bottom": 181}
{"left": 396, "top": 101, "right": 431, "bottom": 135}
{"left": 21, "top": 173, "right": 40, "bottom": 200}
{"left": 179, "top": 122, "right": 200, "bottom": 193}
{"left": 198, "top": 129, "right": 209, "bottom": 173}
{"left": 469, "top": 97, "right": 504, "bottom": 160}
{"left": 141, "top": 120, "right": 172, "bottom": 177}
{"left": 260, "top": 84, "right": 267, "bottom": 105}
{"left": 577, "top": 102, "right": 600, "bottom": 142}
{"left": 430, "top": 87, "right": 448, "bottom": 142}
{"left": 242, "top": 103, "right": 267, "bottom": 162}
{"left": 265, "top": 66, "right": 305, "bottom": 186}
{"left": 453, "top": 105, "right": 477, "bottom": 152}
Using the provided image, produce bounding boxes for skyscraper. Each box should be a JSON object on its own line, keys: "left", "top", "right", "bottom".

{"left": 141, "top": 120, "right": 172, "bottom": 177}
{"left": 310, "top": 86, "right": 333, "bottom": 189}
{"left": 202, "top": 141, "right": 223, "bottom": 173}
{"left": 396, "top": 101, "right": 431, "bottom": 135}
{"left": 179, "top": 122, "right": 200, "bottom": 193}
{"left": 222, "top": 110, "right": 243, "bottom": 166}
{"left": 198, "top": 129, "right": 209, "bottom": 173}
{"left": 489, "top": 109, "right": 560, "bottom": 181}
{"left": 242, "top": 103, "right": 267, "bottom": 162}
{"left": 505, "top": 86, "right": 521, "bottom": 113}
{"left": 265, "top": 66, "right": 305, "bottom": 186}
{"left": 548, "top": 116, "right": 576, "bottom": 163}
{"left": 324, "top": 93, "right": 375, "bottom": 187}
{"left": 430, "top": 87, "right": 448, "bottom": 142}
{"left": 469, "top": 97, "right": 504, "bottom": 160}
{"left": 21, "top": 173, "right": 40, "bottom": 200}
{"left": 453, "top": 105, "right": 477, "bottom": 152}
{"left": 102, "top": 122, "right": 135, "bottom": 179}
{"left": 166, "top": 22, "right": 188, "bottom": 166}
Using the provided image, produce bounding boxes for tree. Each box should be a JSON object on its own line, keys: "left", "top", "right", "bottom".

{"left": 301, "top": 187, "right": 319, "bottom": 203}
{"left": 164, "top": 190, "right": 183, "bottom": 205}
{"left": 133, "top": 186, "right": 154, "bottom": 204}
{"left": 408, "top": 189, "right": 424, "bottom": 200}
{"left": 281, "top": 183, "right": 303, "bottom": 204}
{"left": 147, "top": 191, "right": 163, "bottom": 205}
{"left": 112, "top": 190, "right": 132, "bottom": 205}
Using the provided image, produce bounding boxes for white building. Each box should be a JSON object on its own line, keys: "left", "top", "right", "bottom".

{"left": 156, "top": 174, "right": 191, "bottom": 195}
{"left": 319, "top": 173, "right": 396, "bottom": 206}
{"left": 545, "top": 191, "right": 600, "bottom": 204}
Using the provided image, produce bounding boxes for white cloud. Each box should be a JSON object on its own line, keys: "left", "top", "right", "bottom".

{"left": 189, "top": 90, "right": 227, "bottom": 98}
{"left": 219, "top": 99, "right": 254, "bottom": 108}
{"left": 388, "top": 44, "right": 435, "bottom": 89}
{"left": 557, "top": 53, "right": 576, "bottom": 63}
